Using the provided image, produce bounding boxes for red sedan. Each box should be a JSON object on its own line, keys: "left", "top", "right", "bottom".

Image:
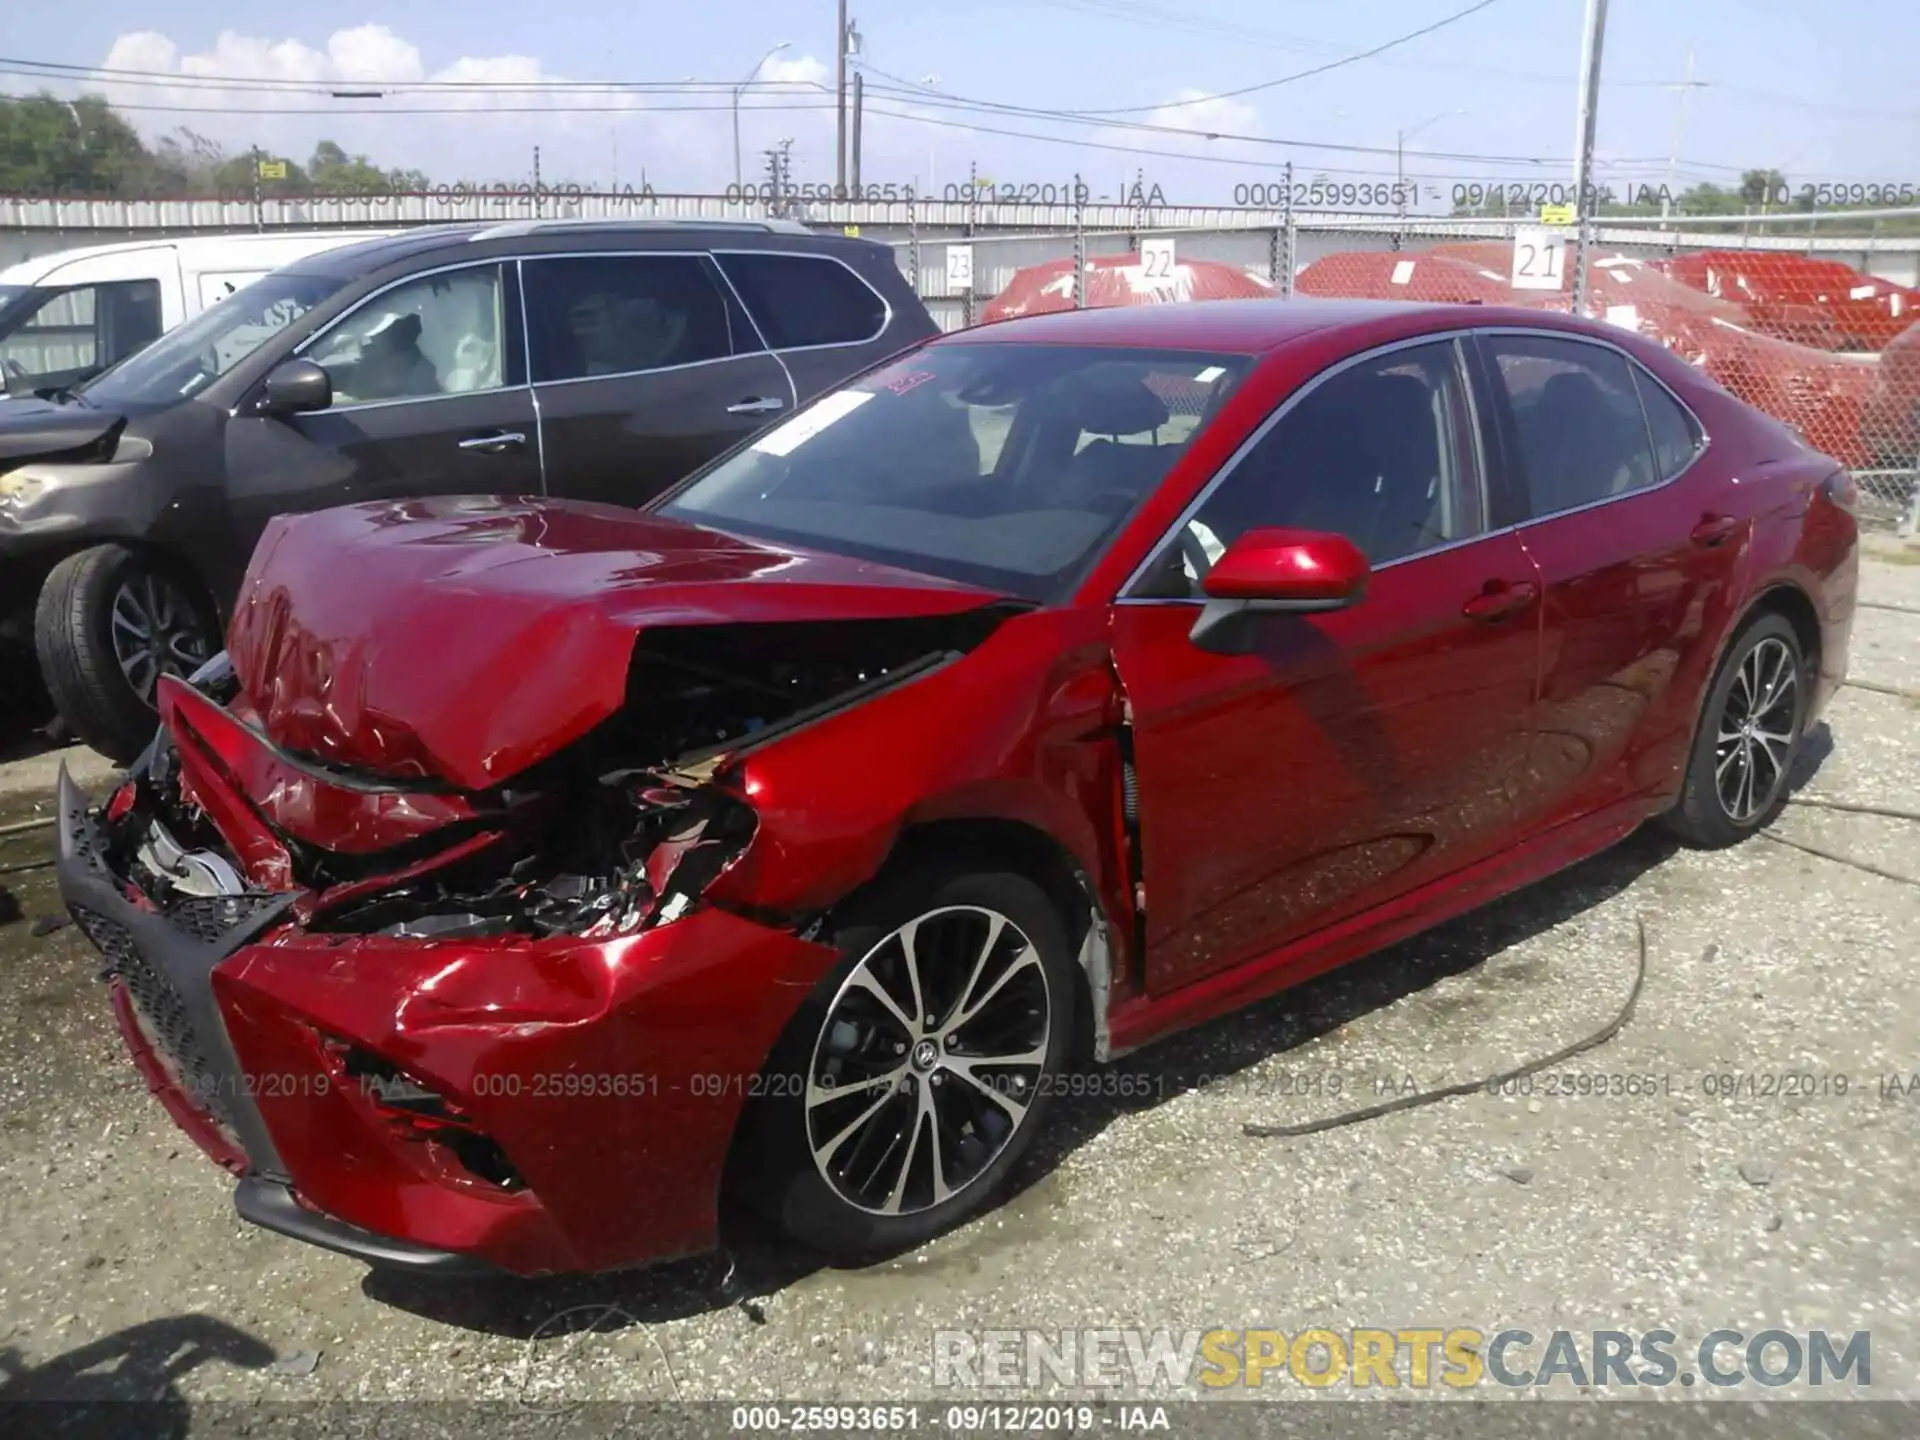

{"left": 57, "top": 299, "right": 1857, "bottom": 1277}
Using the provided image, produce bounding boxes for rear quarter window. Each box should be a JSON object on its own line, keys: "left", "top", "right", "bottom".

{"left": 717, "top": 252, "right": 887, "bottom": 349}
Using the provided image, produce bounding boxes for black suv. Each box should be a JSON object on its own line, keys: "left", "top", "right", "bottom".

{"left": 0, "top": 219, "right": 936, "bottom": 759}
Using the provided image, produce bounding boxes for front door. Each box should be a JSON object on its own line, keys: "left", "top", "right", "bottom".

{"left": 1472, "top": 332, "right": 1746, "bottom": 828}
{"left": 224, "top": 261, "right": 544, "bottom": 560}
{"left": 521, "top": 252, "right": 796, "bottom": 508}
{"left": 1111, "top": 337, "right": 1544, "bottom": 993}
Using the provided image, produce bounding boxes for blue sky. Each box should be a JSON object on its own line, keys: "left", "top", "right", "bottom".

{"left": 7, "top": 2, "right": 1915, "bottom": 206}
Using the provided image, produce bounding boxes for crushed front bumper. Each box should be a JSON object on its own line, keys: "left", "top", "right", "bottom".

{"left": 54, "top": 764, "right": 842, "bottom": 1277}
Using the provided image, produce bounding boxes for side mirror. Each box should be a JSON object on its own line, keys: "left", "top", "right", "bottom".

{"left": 1190, "top": 527, "right": 1369, "bottom": 654}
{"left": 259, "top": 358, "right": 332, "bottom": 416}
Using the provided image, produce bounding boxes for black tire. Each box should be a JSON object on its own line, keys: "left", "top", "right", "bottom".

{"left": 34, "top": 544, "right": 218, "bottom": 764}
{"left": 743, "top": 863, "right": 1077, "bottom": 1262}
{"left": 1662, "top": 612, "right": 1807, "bottom": 849}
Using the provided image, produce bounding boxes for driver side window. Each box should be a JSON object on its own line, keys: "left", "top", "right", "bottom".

{"left": 307, "top": 265, "right": 506, "bottom": 407}
{"left": 1131, "top": 339, "right": 1485, "bottom": 599}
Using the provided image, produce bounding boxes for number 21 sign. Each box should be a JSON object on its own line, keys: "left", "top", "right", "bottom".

{"left": 1510, "top": 226, "right": 1567, "bottom": 291}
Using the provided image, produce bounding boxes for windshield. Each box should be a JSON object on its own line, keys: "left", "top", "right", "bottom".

{"left": 657, "top": 343, "right": 1249, "bottom": 603}
{"left": 80, "top": 271, "right": 346, "bottom": 408}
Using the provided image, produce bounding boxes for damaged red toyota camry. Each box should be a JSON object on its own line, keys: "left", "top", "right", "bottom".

{"left": 57, "top": 299, "right": 1856, "bottom": 1277}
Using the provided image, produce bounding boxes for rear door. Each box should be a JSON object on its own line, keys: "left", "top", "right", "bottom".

{"left": 1111, "top": 337, "right": 1544, "bottom": 993}
{"left": 1473, "top": 329, "right": 1740, "bottom": 829}
{"left": 225, "top": 260, "right": 542, "bottom": 555}
{"left": 522, "top": 251, "right": 796, "bottom": 508}
{"left": 712, "top": 249, "right": 900, "bottom": 403}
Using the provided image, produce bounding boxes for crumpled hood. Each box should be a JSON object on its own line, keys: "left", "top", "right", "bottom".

{"left": 0, "top": 396, "right": 124, "bottom": 464}
{"left": 227, "top": 495, "right": 1005, "bottom": 790}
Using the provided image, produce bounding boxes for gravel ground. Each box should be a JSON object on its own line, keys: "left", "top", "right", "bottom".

{"left": 0, "top": 540, "right": 1916, "bottom": 1434}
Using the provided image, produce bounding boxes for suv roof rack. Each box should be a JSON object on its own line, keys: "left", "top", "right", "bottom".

{"left": 468, "top": 216, "right": 815, "bottom": 242}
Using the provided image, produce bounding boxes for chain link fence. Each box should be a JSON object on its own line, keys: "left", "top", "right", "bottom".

{"left": 890, "top": 206, "right": 1920, "bottom": 529}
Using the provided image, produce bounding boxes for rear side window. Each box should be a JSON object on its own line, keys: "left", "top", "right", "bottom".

{"left": 525, "top": 255, "right": 734, "bottom": 382}
{"left": 1484, "top": 334, "right": 1660, "bottom": 516}
{"left": 1632, "top": 365, "right": 1705, "bottom": 479}
{"left": 716, "top": 252, "right": 887, "bottom": 349}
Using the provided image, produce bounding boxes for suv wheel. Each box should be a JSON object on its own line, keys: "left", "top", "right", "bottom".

{"left": 35, "top": 544, "right": 218, "bottom": 763}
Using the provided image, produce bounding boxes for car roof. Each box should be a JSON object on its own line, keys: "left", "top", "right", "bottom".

{"left": 938, "top": 296, "right": 1610, "bottom": 355}
{"left": 285, "top": 218, "right": 871, "bottom": 279}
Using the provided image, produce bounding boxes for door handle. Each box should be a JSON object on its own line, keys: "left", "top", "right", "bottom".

{"left": 1690, "top": 514, "right": 1739, "bottom": 548}
{"left": 726, "top": 396, "right": 786, "bottom": 415}
{"left": 457, "top": 430, "right": 527, "bottom": 454}
{"left": 1461, "top": 579, "right": 1540, "bottom": 622}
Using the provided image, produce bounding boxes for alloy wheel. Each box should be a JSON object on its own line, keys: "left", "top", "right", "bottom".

{"left": 805, "top": 905, "right": 1052, "bottom": 1217}
{"left": 1714, "top": 635, "right": 1798, "bottom": 824}
{"left": 109, "top": 572, "right": 211, "bottom": 703}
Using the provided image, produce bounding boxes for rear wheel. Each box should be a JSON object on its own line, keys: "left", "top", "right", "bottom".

{"left": 1662, "top": 612, "right": 1806, "bottom": 848}
{"left": 35, "top": 544, "right": 218, "bottom": 763}
{"left": 747, "top": 865, "right": 1076, "bottom": 1261}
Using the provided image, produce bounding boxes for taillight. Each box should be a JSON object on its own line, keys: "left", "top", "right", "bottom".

{"left": 1820, "top": 470, "right": 1861, "bottom": 516}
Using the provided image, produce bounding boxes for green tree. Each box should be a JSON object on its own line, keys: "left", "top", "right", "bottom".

{"left": 0, "top": 91, "right": 156, "bottom": 194}
{"left": 309, "top": 139, "right": 394, "bottom": 193}
{"left": 1739, "top": 168, "right": 1789, "bottom": 206}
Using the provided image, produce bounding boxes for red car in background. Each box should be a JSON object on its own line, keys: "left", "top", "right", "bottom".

{"left": 57, "top": 299, "right": 1857, "bottom": 1277}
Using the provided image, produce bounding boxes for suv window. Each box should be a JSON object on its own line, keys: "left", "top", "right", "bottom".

{"left": 309, "top": 265, "right": 506, "bottom": 405}
{"left": 1133, "top": 340, "right": 1482, "bottom": 598}
{"left": 1484, "top": 334, "right": 1660, "bottom": 516}
{"left": 716, "top": 252, "right": 886, "bottom": 349}
{"left": 1632, "top": 364, "right": 1705, "bottom": 479}
{"left": 525, "top": 255, "right": 735, "bottom": 382}
{"left": 0, "top": 279, "right": 163, "bottom": 383}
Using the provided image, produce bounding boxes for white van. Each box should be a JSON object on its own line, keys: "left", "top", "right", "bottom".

{"left": 0, "top": 230, "right": 397, "bottom": 397}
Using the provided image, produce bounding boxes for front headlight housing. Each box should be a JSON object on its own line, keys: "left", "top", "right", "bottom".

{"left": 0, "top": 470, "right": 49, "bottom": 510}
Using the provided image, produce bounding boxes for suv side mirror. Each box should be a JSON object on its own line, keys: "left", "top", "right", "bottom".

{"left": 1189, "top": 527, "right": 1369, "bottom": 654}
{"left": 259, "top": 359, "right": 332, "bottom": 416}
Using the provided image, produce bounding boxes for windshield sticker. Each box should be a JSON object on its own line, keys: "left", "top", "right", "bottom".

{"left": 750, "top": 390, "right": 876, "bottom": 457}
{"left": 879, "top": 368, "right": 938, "bottom": 397}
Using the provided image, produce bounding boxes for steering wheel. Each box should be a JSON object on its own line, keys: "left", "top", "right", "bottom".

{"left": 1176, "top": 523, "right": 1215, "bottom": 596}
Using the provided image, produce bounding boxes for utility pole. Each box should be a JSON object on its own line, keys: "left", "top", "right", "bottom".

{"left": 850, "top": 71, "right": 865, "bottom": 199}
{"left": 1661, "top": 43, "right": 1702, "bottom": 220}
{"left": 1570, "top": 0, "right": 1610, "bottom": 312}
{"left": 250, "top": 144, "right": 263, "bottom": 232}
{"left": 835, "top": 0, "right": 849, "bottom": 192}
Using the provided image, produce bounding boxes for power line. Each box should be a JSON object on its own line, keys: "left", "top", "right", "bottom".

{"left": 1070, "top": 0, "right": 1508, "bottom": 114}
{"left": 0, "top": 91, "right": 835, "bottom": 117}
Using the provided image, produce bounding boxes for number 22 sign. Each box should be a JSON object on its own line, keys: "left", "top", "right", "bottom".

{"left": 1510, "top": 226, "right": 1567, "bottom": 291}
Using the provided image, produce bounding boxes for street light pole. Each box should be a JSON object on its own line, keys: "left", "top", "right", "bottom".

{"left": 733, "top": 42, "right": 791, "bottom": 191}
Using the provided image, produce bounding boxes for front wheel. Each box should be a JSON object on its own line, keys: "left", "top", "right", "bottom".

{"left": 1662, "top": 612, "right": 1807, "bottom": 848}
{"left": 746, "top": 865, "right": 1077, "bottom": 1261}
{"left": 34, "top": 544, "right": 219, "bottom": 763}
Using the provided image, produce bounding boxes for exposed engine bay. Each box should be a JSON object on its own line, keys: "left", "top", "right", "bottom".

{"left": 101, "top": 608, "right": 1019, "bottom": 944}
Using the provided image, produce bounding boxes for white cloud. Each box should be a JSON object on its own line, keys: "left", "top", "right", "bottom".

{"left": 89, "top": 27, "right": 840, "bottom": 190}
{"left": 1143, "top": 89, "right": 1260, "bottom": 140}
{"left": 760, "top": 56, "right": 830, "bottom": 89}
